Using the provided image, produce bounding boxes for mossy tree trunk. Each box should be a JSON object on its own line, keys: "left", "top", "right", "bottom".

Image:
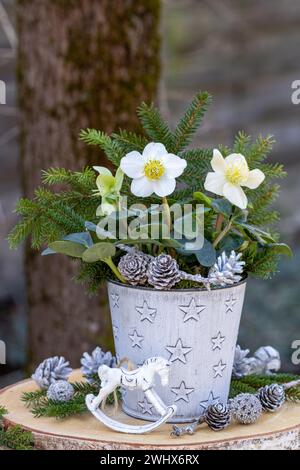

{"left": 17, "top": 0, "right": 161, "bottom": 367}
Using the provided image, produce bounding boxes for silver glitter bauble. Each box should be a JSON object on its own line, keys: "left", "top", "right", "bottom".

{"left": 118, "top": 252, "right": 151, "bottom": 285}
{"left": 147, "top": 254, "right": 181, "bottom": 290}
{"left": 32, "top": 356, "right": 72, "bottom": 390}
{"left": 230, "top": 393, "right": 263, "bottom": 424}
{"left": 204, "top": 402, "right": 231, "bottom": 431}
{"left": 258, "top": 384, "right": 285, "bottom": 412}
{"left": 81, "top": 347, "right": 117, "bottom": 383}
{"left": 47, "top": 380, "right": 74, "bottom": 402}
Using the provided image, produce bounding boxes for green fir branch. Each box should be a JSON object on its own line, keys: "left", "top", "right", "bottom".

{"left": 112, "top": 130, "right": 149, "bottom": 154}
{"left": 245, "top": 134, "right": 275, "bottom": 167}
{"left": 232, "top": 374, "right": 300, "bottom": 402}
{"left": 21, "top": 380, "right": 120, "bottom": 420}
{"left": 173, "top": 91, "right": 212, "bottom": 153}
{"left": 79, "top": 129, "right": 123, "bottom": 166}
{"left": 229, "top": 380, "right": 257, "bottom": 398}
{"left": 137, "top": 102, "right": 175, "bottom": 151}
{"left": 21, "top": 390, "right": 47, "bottom": 408}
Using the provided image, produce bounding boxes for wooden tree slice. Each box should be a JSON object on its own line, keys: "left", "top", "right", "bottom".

{"left": 0, "top": 371, "right": 300, "bottom": 450}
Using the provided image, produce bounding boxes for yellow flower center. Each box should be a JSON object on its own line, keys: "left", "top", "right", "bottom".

{"left": 225, "top": 164, "right": 247, "bottom": 185}
{"left": 144, "top": 159, "right": 165, "bottom": 180}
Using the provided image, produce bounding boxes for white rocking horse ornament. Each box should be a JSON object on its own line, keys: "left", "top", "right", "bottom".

{"left": 86, "top": 356, "right": 177, "bottom": 434}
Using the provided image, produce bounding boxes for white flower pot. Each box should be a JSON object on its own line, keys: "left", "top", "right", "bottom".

{"left": 107, "top": 279, "right": 247, "bottom": 423}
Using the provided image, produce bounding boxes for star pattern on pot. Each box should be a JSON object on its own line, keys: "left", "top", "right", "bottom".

{"left": 112, "top": 324, "right": 119, "bottom": 341}
{"left": 135, "top": 300, "right": 157, "bottom": 323}
{"left": 111, "top": 293, "right": 120, "bottom": 308}
{"left": 213, "top": 359, "right": 227, "bottom": 378}
{"left": 179, "top": 298, "right": 206, "bottom": 323}
{"left": 171, "top": 381, "right": 195, "bottom": 403}
{"left": 138, "top": 398, "right": 154, "bottom": 415}
{"left": 129, "top": 330, "right": 144, "bottom": 349}
{"left": 211, "top": 332, "right": 226, "bottom": 351}
{"left": 199, "top": 391, "right": 220, "bottom": 411}
{"left": 225, "top": 294, "right": 237, "bottom": 314}
{"left": 166, "top": 338, "right": 192, "bottom": 364}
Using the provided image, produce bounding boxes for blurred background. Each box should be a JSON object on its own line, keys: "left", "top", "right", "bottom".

{"left": 0, "top": 0, "right": 299, "bottom": 387}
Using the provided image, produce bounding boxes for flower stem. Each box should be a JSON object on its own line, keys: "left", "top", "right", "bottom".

{"left": 105, "top": 257, "right": 126, "bottom": 283}
{"left": 213, "top": 219, "right": 233, "bottom": 248}
{"left": 162, "top": 196, "right": 172, "bottom": 233}
{"left": 215, "top": 214, "right": 224, "bottom": 232}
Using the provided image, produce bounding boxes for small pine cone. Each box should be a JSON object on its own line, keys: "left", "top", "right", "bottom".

{"left": 147, "top": 254, "right": 181, "bottom": 290}
{"left": 32, "top": 356, "right": 72, "bottom": 390}
{"left": 47, "top": 380, "right": 74, "bottom": 402}
{"left": 230, "top": 393, "right": 262, "bottom": 424}
{"left": 81, "top": 347, "right": 116, "bottom": 384}
{"left": 258, "top": 384, "right": 285, "bottom": 412}
{"left": 118, "top": 253, "right": 151, "bottom": 285}
{"left": 204, "top": 402, "right": 231, "bottom": 431}
{"left": 208, "top": 250, "right": 245, "bottom": 287}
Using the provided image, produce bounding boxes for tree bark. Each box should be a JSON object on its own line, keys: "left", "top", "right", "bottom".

{"left": 17, "top": 0, "right": 161, "bottom": 367}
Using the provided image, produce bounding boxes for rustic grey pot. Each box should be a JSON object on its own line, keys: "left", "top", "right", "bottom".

{"left": 107, "top": 279, "right": 247, "bottom": 423}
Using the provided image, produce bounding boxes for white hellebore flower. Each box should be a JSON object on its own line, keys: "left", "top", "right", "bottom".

{"left": 120, "top": 142, "right": 187, "bottom": 198}
{"left": 204, "top": 149, "right": 265, "bottom": 210}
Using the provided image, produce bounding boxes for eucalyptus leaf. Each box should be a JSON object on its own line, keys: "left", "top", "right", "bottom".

{"left": 219, "top": 234, "right": 244, "bottom": 253}
{"left": 85, "top": 221, "right": 97, "bottom": 232}
{"left": 63, "top": 232, "right": 93, "bottom": 248}
{"left": 128, "top": 222, "right": 169, "bottom": 240}
{"left": 41, "top": 247, "right": 56, "bottom": 256}
{"left": 48, "top": 241, "right": 86, "bottom": 258}
{"left": 82, "top": 242, "right": 116, "bottom": 263}
{"left": 175, "top": 237, "right": 216, "bottom": 266}
{"left": 195, "top": 239, "right": 216, "bottom": 267}
{"left": 174, "top": 214, "right": 201, "bottom": 240}
{"left": 233, "top": 209, "right": 249, "bottom": 224}
{"left": 117, "top": 239, "right": 163, "bottom": 247}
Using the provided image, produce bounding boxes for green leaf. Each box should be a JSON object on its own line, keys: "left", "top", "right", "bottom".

{"left": 114, "top": 168, "right": 124, "bottom": 192}
{"left": 195, "top": 239, "right": 216, "bottom": 267}
{"left": 219, "top": 234, "right": 244, "bottom": 253}
{"left": 82, "top": 243, "right": 116, "bottom": 262}
{"left": 85, "top": 221, "right": 97, "bottom": 232}
{"left": 233, "top": 209, "right": 249, "bottom": 223}
{"left": 175, "top": 237, "right": 216, "bottom": 267}
{"left": 48, "top": 241, "right": 86, "bottom": 258}
{"left": 93, "top": 166, "right": 112, "bottom": 177}
{"left": 63, "top": 232, "right": 93, "bottom": 248}
{"left": 211, "top": 199, "right": 233, "bottom": 217}
{"left": 237, "top": 223, "right": 276, "bottom": 243}
{"left": 193, "top": 191, "right": 212, "bottom": 207}
{"left": 41, "top": 247, "right": 56, "bottom": 256}
{"left": 174, "top": 213, "right": 202, "bottom": 240}
{"left": 265, "top": 243, "right": 293, "bottom": 258}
